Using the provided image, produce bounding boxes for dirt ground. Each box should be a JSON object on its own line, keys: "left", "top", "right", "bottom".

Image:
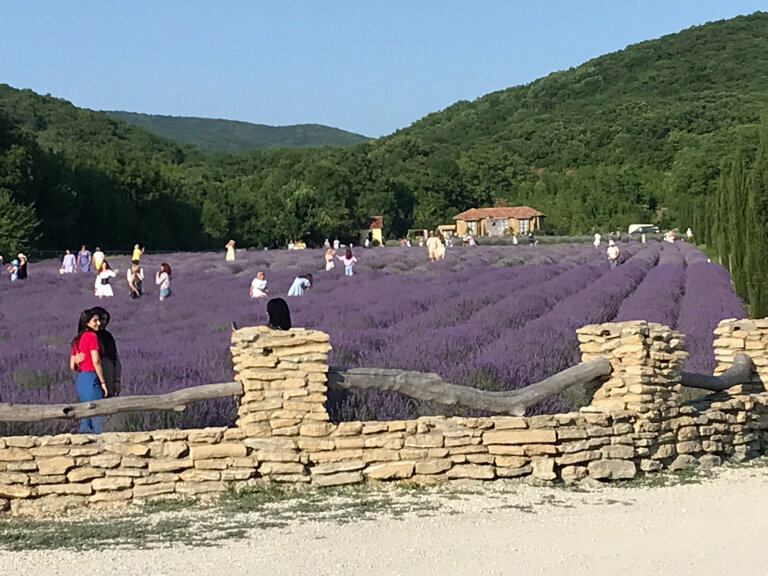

{"left": 2, "top": 463, "right": 767, "bottom": 576}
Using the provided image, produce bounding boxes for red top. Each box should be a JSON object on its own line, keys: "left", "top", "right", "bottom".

{"left": 72, "top": 331, "right": 100, "bottom": 372}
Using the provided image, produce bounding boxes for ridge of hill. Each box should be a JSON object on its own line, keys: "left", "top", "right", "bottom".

{"left": 104, "top": 111, "right": 369, "bottom": 152}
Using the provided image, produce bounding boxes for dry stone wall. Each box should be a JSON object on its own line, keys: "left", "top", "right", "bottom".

{"left": 1, "top": 320, "right": 767, "bottom": 516}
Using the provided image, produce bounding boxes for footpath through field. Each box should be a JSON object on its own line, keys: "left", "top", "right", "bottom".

{"left": 3, "top": 463, "right": 768, "bottom": 576}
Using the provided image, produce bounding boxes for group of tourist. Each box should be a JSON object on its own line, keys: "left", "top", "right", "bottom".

{"left": 4, "top": 253, "right": 28, "bottom": 282}
{"left": 53, "top": 244, "right": 172, "bottom": 301}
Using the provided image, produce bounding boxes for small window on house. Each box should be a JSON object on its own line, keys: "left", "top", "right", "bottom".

{"left": 518, "top": 219, "right": 529, "bottom": 234}
{"left": 467, "top": 221, "right": 477, "bottom": 235}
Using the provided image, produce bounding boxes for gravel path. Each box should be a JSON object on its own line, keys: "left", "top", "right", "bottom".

{"left": 3, "top": 465, "right": 768, "bottom": 576}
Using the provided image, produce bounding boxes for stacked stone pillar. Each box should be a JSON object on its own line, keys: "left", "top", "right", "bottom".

{"left": 577, "top": 321, "right": 687, "bottom": 414}
{"left": 230, "top": 326, "right": 332, "bottom": 437}
{"left": 713, "top": 318, "right": 768, "bottom": 392}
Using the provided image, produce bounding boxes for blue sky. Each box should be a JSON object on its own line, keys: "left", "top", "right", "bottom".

{"left": 1, "top": 1, "right": 765, "bottom": 137}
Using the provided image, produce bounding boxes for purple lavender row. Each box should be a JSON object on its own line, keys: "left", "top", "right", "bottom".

{"left": 676, "top": 243, "right": 746, "bottom": 373}
{"left": 614, "top": 243, "right": 686, "bottom": 328}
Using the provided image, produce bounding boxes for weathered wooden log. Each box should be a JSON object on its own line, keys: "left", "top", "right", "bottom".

{"left": 681, "top": 353, "right": 754, "bottom": 391}
{"left": 0, "top": 381, "right": 242, "bottom": 422}
{"left": 327, "top": 358, "right": 613, "bottom": 416}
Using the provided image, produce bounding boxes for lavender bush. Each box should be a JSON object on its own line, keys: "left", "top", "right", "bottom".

{"left": 0, "top": 241, "right": 746, "bottom": 433}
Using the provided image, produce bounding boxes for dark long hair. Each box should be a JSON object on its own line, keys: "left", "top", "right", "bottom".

{"left": 72, "top": 309, "right": 99, "bottom": 348}
{"left": 267, "top": 298, "right": 292, "bottom": 330}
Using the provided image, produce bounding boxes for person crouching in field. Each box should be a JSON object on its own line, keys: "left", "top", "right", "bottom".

{"left": 155, "top": 263, "right": 172, "bottom": 301}
{"left": 607, "top": 240, "right": 620, "bottom": 268}
{"left": 70, "top": 309, "right": 110, "bottom": 433}
{"left": 250, "top": 271, "right": 268, "bottom": 298}
{"left": 287, "top": 273, "right": 312, "bottom": 296}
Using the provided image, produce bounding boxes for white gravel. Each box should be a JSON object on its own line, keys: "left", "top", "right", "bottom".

{"left": 3, "top": 465, "right": 768, "bottom": 576}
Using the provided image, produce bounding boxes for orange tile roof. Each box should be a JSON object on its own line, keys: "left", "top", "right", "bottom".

{"left": 366, "top": 215, "right": 384, "bottom": 230}
{"left": 453, "top": 206, "right": 546, "bottom": 221}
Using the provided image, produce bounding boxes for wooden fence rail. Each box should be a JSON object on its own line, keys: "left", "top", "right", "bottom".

{"left": 0, "top": 353, "right": 755, "bottom": 423}
{"left": 0, "top": 382, "right": 242, "bottom": 422}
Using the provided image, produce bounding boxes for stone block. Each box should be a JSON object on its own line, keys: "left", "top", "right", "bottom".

{"left": 698, "top": 455, "right": 722, "bottom": 469}
{"left": 37, "top": 457, "right": 75, "bottom": 476}
{"left": 194, "top": 459, "right": 229, "bottom": 470}
{"left": 668, "top": 455, "right": 698, "bottom": 471}
{"left": 415, "top": 459, "right": 452, "bottom": 475}
{"left": 312, "top": 460, "right": 366, "bottom": 475}
{"left": 0, "top": 448, "right": 34, "bottom": 462}
{"left": 362, "top": 449, "right": 400, "bottom": 463}
{"left": 30, "top": 446, "right": 71, "bottom": 458}
{"left": 557, "top": 451, "right": 602, "bottom": 466}
{"left": 445, "top": 464, "right": 494, "bottom": 480}
{"left": 404, "top": 434, "right": 444, "bottom": 448}
{"left": 190, "top": 443, "right": 247, "bottom": 460}
{"left": 133, "top": 483, "right": 177, "bottom": 498}
{"left": 180, "top": 469, "right": 221, "bottom": 482}
{"left": 334, "top": 437, "right": 366, "bottom": 450}
{"left": 364, "top": 434, "right": 405, "bottom": 450}
{"left": 148, "top": 459, "right": 194, "bottom": 473}
{"left": 601, "top": 445, "right": 635, "bottom": 460}
{"left": 364, "top": 462, "right": 415, "bottom": 480}
{"left": 175, "top": 481, "right": 226, "bottom": 495}
{"left": 4, "top": 437, "right": 36, "bottom": 448}
{"left": 312, "top": 471, "right": 363, "bottom": 487}
{"left": 67, "top": 467, "right": 105, "bottom": 482}
{"left": 221, "top": 468, "right": 257, "bottom": 482}
{"left": 299, "top": 423, "right": 335, "bottom": 437}
{"left": 496, "top": 465, "right": 532, "bottom": 478}
{"left": 93, "top": 477, "right": 133, "bottom": 491}
{"left": 334, "top": 422, "right": 364, "bottom": 436}
{"left": 105, "top": 443, "right": 150, "bottom": 457}
{"left": 560, "top": 466, "right": 588, "bottom": 484}
{"left": 482, "top": 429, "right": 556, "bottom": 445}
{"left": 0, "top": 484, "right": 32, "bottom": 498}
{"left": 587, "top": 459, "right": 636, "bottom": 480}
{"left": 531, "top": 458, "right": 557, "bottom": 481}
{"left": 259, "top": 462, "right": 306, "bottom": 475}
{"left": 37, "top": 483, "right": 93, "bottom": 496}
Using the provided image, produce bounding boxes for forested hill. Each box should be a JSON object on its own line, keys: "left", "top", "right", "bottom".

{"left": 105, "top": 111, "right": 369, "bottom": 152}
{"left": 1, "top": 12, "right": 768, "bottom": 314}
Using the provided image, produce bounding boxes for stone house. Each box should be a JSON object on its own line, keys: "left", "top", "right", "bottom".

{"left": 454, "top": 206, "right": 545, "bottom": 237}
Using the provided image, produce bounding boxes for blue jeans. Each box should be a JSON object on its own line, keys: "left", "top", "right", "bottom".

{"left": 344, "top": 265, "right": 354, "bottom": 276}
{"left": 160, "top": 287, "right": 171, "bottom": 300}
{"left": 76, "top": 371, "right": 104, "bottom": 433}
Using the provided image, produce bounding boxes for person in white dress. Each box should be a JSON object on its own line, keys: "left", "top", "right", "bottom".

{"left": 225, "top": 240, "right": 236, "bottom": 261}
{"left": 62, "top": 249, "right": 76, "bottom": 273}
{"left": 287, "top": 274, "right": 312, "bottom": 296}
{"left": 249, "top": 271, "right": 268, "bottom": 298}
{"left": 94, "top": 262, "right": 117, "bottom": 298}
{"left": 593, "top": 232, "right": 602, "bottom": 248}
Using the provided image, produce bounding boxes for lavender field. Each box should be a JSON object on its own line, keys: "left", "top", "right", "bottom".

{"left": 0, "top": 242, "right": 745, "bottom": 435}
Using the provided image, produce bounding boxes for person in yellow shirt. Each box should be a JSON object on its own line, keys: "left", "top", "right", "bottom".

{"left": 131, "top": 244, "right": 144, "bottom": 262}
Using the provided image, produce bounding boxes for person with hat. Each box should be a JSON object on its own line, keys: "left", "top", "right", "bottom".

{"left": 16, "top": 254, "right": 28, "bottom": 280}
{"left": 7, "top": 258, "right": 19, "bottom": 282}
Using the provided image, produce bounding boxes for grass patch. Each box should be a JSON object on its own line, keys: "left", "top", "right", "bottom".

{"left": 11, "top": 369, "right": 55, "bottom": 390}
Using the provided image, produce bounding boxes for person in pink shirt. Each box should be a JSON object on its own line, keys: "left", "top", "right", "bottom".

{"left": 69, "top": 309, "right": 109, "bottom": 433}
{"left": 337, "top": 248, "right": 358, "bottom": 276}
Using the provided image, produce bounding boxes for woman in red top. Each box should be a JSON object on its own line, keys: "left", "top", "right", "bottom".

{"left": 70, "top": 309, "right": 109, "bottom": 433}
